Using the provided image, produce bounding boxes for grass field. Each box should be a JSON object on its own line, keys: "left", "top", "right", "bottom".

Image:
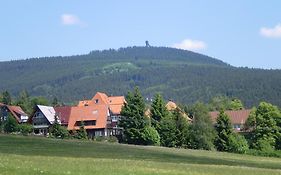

{"left": 0, "top": 135, "right": 281, "bottom": 175}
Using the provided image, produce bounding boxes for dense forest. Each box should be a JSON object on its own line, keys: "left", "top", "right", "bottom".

{"left": 0, "top": 46, "right": 281, "bottom": 107}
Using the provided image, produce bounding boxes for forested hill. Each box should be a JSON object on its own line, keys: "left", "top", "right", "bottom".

{"left": 0, "top": 46, "right": 281, "bottom": 107}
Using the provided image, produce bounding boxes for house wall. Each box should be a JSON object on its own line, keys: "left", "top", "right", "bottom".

{"left": 32, "top": 111, "right": 51, "bottom": 135}
{"left": 0, "top": 106, "right": 9, "bottom": 121}
{"left": 86, "top": 128, "right": 107, "bottom": 139}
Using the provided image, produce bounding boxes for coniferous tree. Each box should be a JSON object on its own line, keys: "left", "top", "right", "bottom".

{"left": 119, "top": 87, "right": 153, "bottom": 145}
{"left": 150, "top": 93, "right": 169, "bottom": 132}
{"left": 1, "top": 91, "right": 12, "bottom": 105}
{"left": 173, "top": 109, "right": 189, "bottom": 147}
{"left": 214, "top": 110, "right": 233, "bottom": 151}
{"left": 52, "top": 97, "right": 59, "bottom": 107}
{"left": 158, "top": 114, "right": 177, "bottom": 147}
{"left": 15, "top": 90, "right": 32, "bottom": 115}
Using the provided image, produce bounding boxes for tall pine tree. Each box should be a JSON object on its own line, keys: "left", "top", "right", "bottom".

{"left": 119, "top": 87, "right": 151, "bottom": 145}
{"left": 150, "top": 93, "right": 169, "bottom": 132}
{"left": 214, "top": 110, "right": 233, "bottom": 151}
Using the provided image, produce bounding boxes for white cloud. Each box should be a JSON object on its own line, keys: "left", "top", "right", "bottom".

{"left": 61, "top": 14, "right": 81, "bottom": 26}
{"left": 172, "top": 39, "right": 207, "bottom": 51}
{"left": 260, "top": 24, "right": 281, "bottom": 38}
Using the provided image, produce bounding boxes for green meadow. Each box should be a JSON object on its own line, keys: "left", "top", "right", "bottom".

{"left": 0, "top": 135, "right": 280, "bottom": 175}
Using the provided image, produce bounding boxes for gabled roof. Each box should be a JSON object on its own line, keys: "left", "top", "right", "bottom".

{"left": 54, "top": 106, "right": 72, "bottom": 125}
{"left": 68, "top": 105, "right": 109, "bottom": 130}
{"left": 91, "top": 92, "right": 109, "bottom": 105}
{"left": 108, "top": 96, "right": 125, "bottom": 114}
{"left": 76, "top": 92, "right": 125, "bottom": 116}
{"left": 37, "top": 105, "right": 60, "bottom": 124}
{"left": 209, "top": 109, "right": 251, "bottom": 125}
{"left": 7, "top": 106, "right": 27, "bottom": 116}
{"left": 0, "top": 105, "right": 28, "bottom": 123}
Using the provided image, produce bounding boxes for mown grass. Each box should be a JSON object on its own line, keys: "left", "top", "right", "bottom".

{"left": 0, "top": 134, "right": 281, "bottom": 175}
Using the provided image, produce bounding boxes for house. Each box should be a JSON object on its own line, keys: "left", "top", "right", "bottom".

{"left": 0, "top": 103, "right": 28, "bottom": 123}
{"left": 67, "top": 105, "right": 110, "bottom": 138}
{"left": 30, "top": 105, "right": 61, "bottom": 135}
{"left": 209, "top": 109, "right": 251, "bottom": 132}
{"left": 68, "top": 92, "right": 125, "bottom": 137}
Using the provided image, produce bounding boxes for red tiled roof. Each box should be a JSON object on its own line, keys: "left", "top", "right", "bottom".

{"left": 108, "top": 96, "right": 125, "bottom": 114}
{"left": 6, "top": 105, "right": 28, "bottom": 123}
{"left": 54, "top": 106, "right": 72, "bottom": 125}
{"left": 67, "top": 105, "right": 109, "bottom": 130}
{"left": 108, "top": 96, "right": 125, "bottom": 105}
{"left": 110, "top": 105, "right": 123, "bottom": 115}
{"left": 209, "top": 109, "right": 251, "bottom": 125}
{"left": 92, "top": 92, "right": 109, "bottom": 105}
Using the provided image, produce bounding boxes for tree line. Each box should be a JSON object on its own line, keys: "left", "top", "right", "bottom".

{"left": 119, "top": 87, "right": 281, "bottom": 155}
{"left": 1, "top": 88, "right": 281, "bottom": 156}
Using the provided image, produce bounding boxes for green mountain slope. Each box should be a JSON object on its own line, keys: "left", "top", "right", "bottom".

{"left": 0, "top": 46, "right": 281, "bottom": 107}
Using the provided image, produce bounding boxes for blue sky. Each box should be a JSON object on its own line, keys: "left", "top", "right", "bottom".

{"left": 0, "top": 1, "right": 280, "bottom": 69}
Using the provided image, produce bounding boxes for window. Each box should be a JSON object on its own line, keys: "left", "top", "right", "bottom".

{"left": 111, "top": 115, "right": 117, "bottom": 121}
{"left": 233, "top": 124, "right": 241, "bottom": 129}
{"left": 75, "top": 120, "right": 96, "bottom": 126}
{"left": 95, "top": 99, "right": 99, "bottom": 104}
{"left": 95, "top": 131, "right": 102, "bottom": 136}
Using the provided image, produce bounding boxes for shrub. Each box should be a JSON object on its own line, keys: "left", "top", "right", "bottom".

{"left": 141, "top": 126, "right": 160, "bottom": 146}
{"left": 254, "top": 138, "right": 275, "bottom": 152}
{"left": 73, "top": 124, "right": 88, "bottom": 140}
{"left": 18, "top": 124, "right": 33, "bottom": 136}
{"left": 4, "top": 115, "right": 18, "bottom": 133}
{"left": 228, "top": 134, "right": 249, "bottom": 154}
{"left": 49, "top": 124, "right": 70, "bottom": 139}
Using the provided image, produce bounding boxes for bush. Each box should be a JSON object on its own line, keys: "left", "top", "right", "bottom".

{"left": 254, "top": 138, "right": 275, "bottom": 152}
{"left": 49, "top": 124, "right": 70, "bottom": 139}
{"left": 247, "top": 149, "right": 281, "bottom": 158}
{"left": 4, "top": 115, "right": 18, "bottom": 133}
{"left": 141, "top": 126, "right": 160, "bottom": 146}
{"left": 18, "top": 124, "right": 33, "bottom": 136}
{"left": 228, "top": 134, "right": 249, "bottom": 154}
{"left": 73, "top": 127, "right": 88, "bottom": 140}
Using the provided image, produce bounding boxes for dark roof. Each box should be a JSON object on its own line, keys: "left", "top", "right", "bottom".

{"left": 54, "top": 106, "right": 72, "bottom": 125}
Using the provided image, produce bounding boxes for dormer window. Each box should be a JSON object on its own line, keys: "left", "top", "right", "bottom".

{"left": 95, "top": 99, "right": 99, "bottom": 104}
